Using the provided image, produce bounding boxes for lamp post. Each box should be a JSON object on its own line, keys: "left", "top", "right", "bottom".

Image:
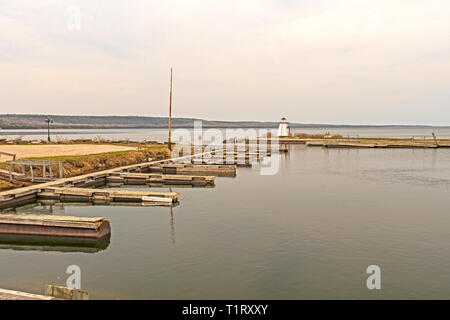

{"left": 45, "top": 116, "right": 53, "bottom": 142}
{"left": 168, "top": 68, "right": 173, "bottom": 152}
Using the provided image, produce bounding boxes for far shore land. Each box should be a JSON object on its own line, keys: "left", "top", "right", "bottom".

{"left": 1, "top": 114, "right": 449, "bottom": 131}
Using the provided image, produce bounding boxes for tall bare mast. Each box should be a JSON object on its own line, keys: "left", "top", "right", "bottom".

{"left": 168, "top": 67, "right": 173, "bottom": 152}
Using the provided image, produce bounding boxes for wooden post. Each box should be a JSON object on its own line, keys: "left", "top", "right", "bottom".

{"left": 256, "top": 137, "right": 260, "bottom": 154}
{"left": 7, "top": 164, "right": 12, "bottom": 180}
{"left": 59, "top": 162, "right": 63, "bottom": 178}
{"left": 49, "top": 165, "right": 53, "bottom": 179}
{"left": 432, "top": 132, "right": 439, "bottom": 147}
{"left": 43, "top": 165, "right": 46, "bottom": 179}
{"left": 21, "top": 164, "right": 25, "bottom": 175}
{"left": 30, "top": 165, "right": 34, "bottom": 182}
{"left": 168, "top": 67, "right": 173, "bottom": 152}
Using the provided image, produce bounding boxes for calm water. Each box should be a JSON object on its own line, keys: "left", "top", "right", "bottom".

{"left": 1, "top": 145, "right": 450, "bottom": 299}
{"left": 2, "top": 127, "right": 450, "bottom": 142}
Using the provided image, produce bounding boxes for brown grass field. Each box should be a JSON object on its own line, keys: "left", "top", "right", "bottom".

{"left": 0, "top": 144, "right": 137, "bottom": 162}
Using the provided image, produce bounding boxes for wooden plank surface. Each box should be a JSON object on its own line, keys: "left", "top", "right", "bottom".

{"left": 0, "top": 214, "right": 105, "bottom": 229}
{"left": 0, "top": 288, "right": 55, "bottom": 300}
{"left": 47, "top": 187, "right": 179, "bottom": 198}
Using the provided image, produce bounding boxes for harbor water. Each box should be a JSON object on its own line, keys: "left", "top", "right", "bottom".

{"left": 1, "top": 142, "right": 450, "bottom": 299}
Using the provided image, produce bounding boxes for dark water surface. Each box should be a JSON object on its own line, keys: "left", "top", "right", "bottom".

{"left": 1, "top": 146, "right": 450, "bottom": 299}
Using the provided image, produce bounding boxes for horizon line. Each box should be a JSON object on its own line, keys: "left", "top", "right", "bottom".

{"left": 0, "top": 113, "right": 449, "bottom": 128}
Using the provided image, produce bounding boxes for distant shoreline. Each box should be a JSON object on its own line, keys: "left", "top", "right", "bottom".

{"left": 0, "top": 114, "right": 448, "bottom": 130}
{"left": 1, "top": 125, "right": 450, "bottom": 131}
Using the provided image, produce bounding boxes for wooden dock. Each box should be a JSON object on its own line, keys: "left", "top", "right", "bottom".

{"left": 0, "top": 288, "right": 56, "bottom": 300}
{"left": 38, "top": 187, "right": 178, "bottom": 205}
{"left": 106, "top": 172, "right": 214, "bottom": 187}
{"left": 191, "top": 155, "right": 253, "bottom": 164}
{"left": 210, "top": 153, "right": 267, "bottom": 160}
{"left": 0, "top": 285, "right": 89, "bottom": 300}
{"left": 210, "top": 150, "right": 272, "bottom": 157}
{"left": 0, "top": 149, "right": 246, "bottom": 210}
{"left": 305, "top": 139, "right": 450, "bottom": 148}
{"left": 0, "top": 214, "right": 111, "bottom": 239}
{"left": 148, "top": 163, "right": 236, "bottom": 177}
{"left": 245, "top": 138, "right": 306, "bottom": 145}
{"left": 189, "top": 158, "right": 253, "bottom": 167}
{"left": 241, "top": 136, "right": 450, "bottom": 148}
{"left": 0, "top": 154, "right": 192, "bottom": 213}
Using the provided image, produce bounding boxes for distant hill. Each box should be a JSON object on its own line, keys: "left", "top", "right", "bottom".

{"left": 0, "top": 114, "right": 281, "bottom": 129}
{"left": 0, "top": 114, "right": 444, "bottom": 129}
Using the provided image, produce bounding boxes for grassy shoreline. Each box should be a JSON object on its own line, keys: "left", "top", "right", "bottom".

{"left": 0, "top": 144, "right": 169, "bottom": 191}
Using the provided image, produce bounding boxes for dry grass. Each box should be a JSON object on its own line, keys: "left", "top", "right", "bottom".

{"left": 7, "top": 146, "right": 169, "bottom": 178}
{"left": 0, "top": 144, "right": 139, "bottom": 163}
{"left": 0, "top": 179, "right": 15, "bottom": 191}
{"left": 0, "top": 178, "right": 31, "bottom": 191}
{"left": 294, "top": 133, "right": 344, "bottom": 139}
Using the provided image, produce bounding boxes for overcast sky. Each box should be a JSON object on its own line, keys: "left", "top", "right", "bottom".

{"left": 0, "top": 0, "right": 449, "bottom": 125}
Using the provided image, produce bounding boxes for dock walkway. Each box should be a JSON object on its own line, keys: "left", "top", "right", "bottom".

{"left": 0, "top": 147, "right": 271, "bottom": 208}
{"left": 0, "top": 151, "right": 215, "bottom": 208}
{"left": 0, "top": 288, "right": 55, "bottom": 300}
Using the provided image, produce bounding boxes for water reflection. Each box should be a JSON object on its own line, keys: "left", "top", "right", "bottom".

{"left": 169, "top": 203, "right": 175, "bottom": 245}
{"left": 169, "top": 187, "right": 175, "bottom": 245}
{"left": 0, "top": 232, "right": 110, "bottom": 253}
{"left": 0, "top": 201, "right": 65, "bottom": 215}
{"left": 0, "top": 199, "right": 180, "bottom": 212}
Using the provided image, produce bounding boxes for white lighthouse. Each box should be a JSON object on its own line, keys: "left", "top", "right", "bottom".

{"left": 277, "top": 117, "right": 291, "bottom": 137}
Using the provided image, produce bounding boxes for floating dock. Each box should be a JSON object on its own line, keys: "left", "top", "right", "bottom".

{"left": 245, "top": 138, "right": 306, "bottom": 145}
{"left": 0, "top": 285, "right": 89, "bottom": 300}
{"left": 0, "top": 214, "right": 111, "bottom": 239}
{"left": 0, "top": 288, "right": 56, "bottom": 300}
{"left": 38, "top": 187, "right": 178, "bottom": 205}
{"left": 147, "top": 163, "right": 236, "bottom": 177}
{"left": 305, "top": 140, "right": 450, "bottom": 148}
{"left": 210, "top": 150, "right": 272, "bottom": 156}
{"left": 210, "top": 153, "right": 268, "bottom": 160}
{"left": 0, "top": 186, "right": 41, "bottom": 208}
{"left": 189, "top": 158, "right": 252, "bottom": 167}
{"left": 106, "top": 172, "right": 215, "bottom": 187}
{"left": 0, "top": 149, "right": 239, "bottom": 210}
